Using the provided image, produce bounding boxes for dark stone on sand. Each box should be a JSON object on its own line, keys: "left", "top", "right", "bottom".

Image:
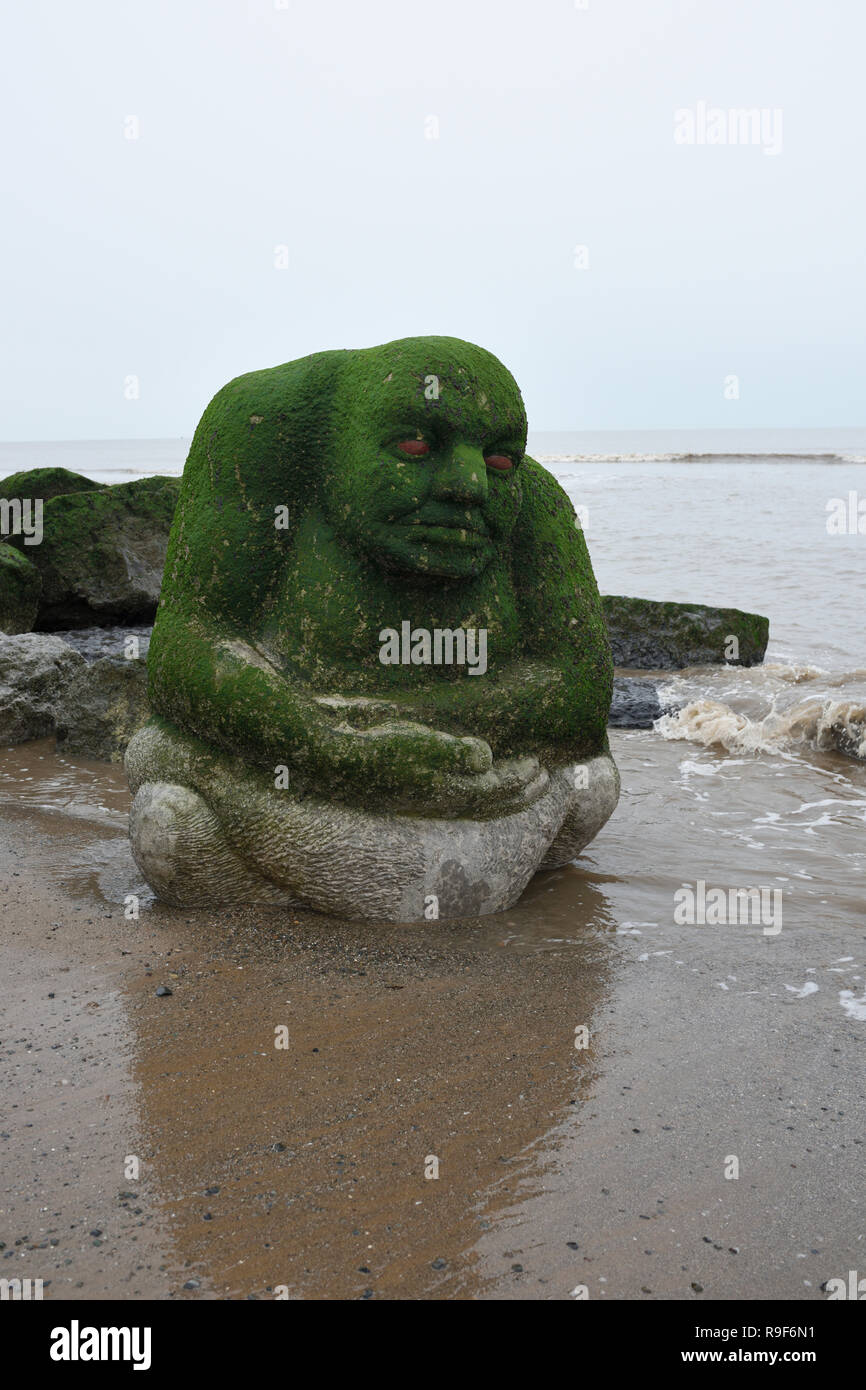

{"left": 602, "top": 594, "right": 769, "bottom": 670}
{"left": 155, "top": 985, "right": 172, "bottom": 997}
{"left": 609, "top": 676, "right": 676, "bottom": 729}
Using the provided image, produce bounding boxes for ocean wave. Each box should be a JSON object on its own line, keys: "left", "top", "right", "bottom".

{"left": 656, "top": 697, "right": 866, "bottom": 762}
{"left": 537, "top": 451, "right": 866, "bottom": 465}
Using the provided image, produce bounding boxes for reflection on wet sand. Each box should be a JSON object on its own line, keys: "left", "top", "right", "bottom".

{"left": 1, "top": 730, "right": 864, "bottom": 1299}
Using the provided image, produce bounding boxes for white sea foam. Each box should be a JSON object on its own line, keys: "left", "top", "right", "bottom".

{"left": 839, "top": 989, "right": 866, "bottom": 1021}
{"left": 535, "top": 450, "right": 863, "bottom": 465}
{"left": 656, "top": 696, "right": 866, "bottom": 762}
{"left": 785, "top": 982, "right": 819, "bottom": 999}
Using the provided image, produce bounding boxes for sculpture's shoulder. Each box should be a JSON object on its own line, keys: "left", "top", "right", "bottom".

{"left": 184, "top": 348, "right": 351, "bottom": 481}
{"left": 513, "top": 455, "right": 594, "bottom": 580}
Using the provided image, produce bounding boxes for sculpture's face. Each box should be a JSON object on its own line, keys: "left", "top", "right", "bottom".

{"left": 326, "top": 339, "right": 527, "bottom": 581}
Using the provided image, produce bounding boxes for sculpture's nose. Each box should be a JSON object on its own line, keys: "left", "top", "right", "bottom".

{"left": 431, "top": 443, "right": 488, "bottom": 506}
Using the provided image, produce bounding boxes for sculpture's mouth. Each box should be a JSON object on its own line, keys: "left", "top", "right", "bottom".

{"left": 403, "top": 523, "right": 489, "bottom": 547}
{"left": 394, "top": 509, "right": 491, "bottom": 546}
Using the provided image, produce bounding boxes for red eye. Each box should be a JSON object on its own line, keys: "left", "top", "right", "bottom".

{"left": 396, "top": 439, "right": 430, "bottom": 456}
{"left": 485, "top": 454, "right": 513, "bottom": 471}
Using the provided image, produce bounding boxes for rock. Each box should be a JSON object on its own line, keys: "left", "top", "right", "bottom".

{"left": 0, "top": 543, "right": 41, "bottom": 634}
{"left": 53, "top": 624, "right": 152, "bottom": 663}
{"left": 602, "top": 594, "right": 769, "bottom": 670}
{"left": 0, "top": 466, "right": 107, "bottom": 504}
{"left": 0, "top": 633, "right": 85, "bottom": 743}
{"left": 126, "top": 336, "right": 620, "bottom": 921}
{"left": 0, "top": 628, "right": 150, "bottom": 760}
{"left": 54, "top": 655, "right": 150, "bottom": 762}
{"left": 609, "top": 676, "right": 676, "bottom": 729}
{"left": 155, "top": 985, "right": 172, "bottom": 997}
{"left": 11, "top": 475, "right": 180, "bottom": 629}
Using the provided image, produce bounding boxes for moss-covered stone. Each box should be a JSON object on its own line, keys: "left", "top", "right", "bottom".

{"left": 603, "top": 594, "right": 769, "bottom": 669}
{"left": 128, "top": 336, "right": 620, "bottom": 917}
{"left": 18, "top": 475, "right": 180, "bottom": 629}
{"left": 147, "top": 337, "right": 613, "bottom": 799}
{"left": 0, "top": 542, "right": 41, "bottom": 633}
{"left": 0, "top": 466, "right": 107, "bottom": 503}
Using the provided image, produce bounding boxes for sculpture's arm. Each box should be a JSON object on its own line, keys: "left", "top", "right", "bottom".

{"left": 147, "top": 609, "right": 508, "bottom": 802}
{"left": 504, "top": 456, "right": 613, "bottom": 754}
{"left": 371, "top": 657, "right": 571, "bottom": 762}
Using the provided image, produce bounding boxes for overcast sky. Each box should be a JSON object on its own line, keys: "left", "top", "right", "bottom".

{"left": 1, "top": 0, "right": 863, "bottom": 439}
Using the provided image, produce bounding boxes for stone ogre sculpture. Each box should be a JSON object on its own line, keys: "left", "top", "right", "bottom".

{"left": 125, "top": 336, "right": 619, "bottom": 920}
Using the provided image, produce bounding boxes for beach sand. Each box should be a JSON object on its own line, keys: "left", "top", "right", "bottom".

{"left": 1, "top": 736, "right": 864, "bottom": 1301}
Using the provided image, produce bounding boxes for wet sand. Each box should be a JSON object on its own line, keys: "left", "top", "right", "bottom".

{"left": 1, "top": 734, "right": 864, "bottom": 1300}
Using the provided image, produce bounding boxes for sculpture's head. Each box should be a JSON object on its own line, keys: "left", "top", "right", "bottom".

{"left": 324, "top": 336, "right": 527, "bottom": 581}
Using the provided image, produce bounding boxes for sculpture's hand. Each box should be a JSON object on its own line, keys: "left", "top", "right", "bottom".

{"left": 311, "top": 697, "right": 547, "bottom": 814}
{"left": 436, "top": 754, "right": 550, "bottom": 818}
{"left": 311, "top": 711, "right": 492, "bottom": 788}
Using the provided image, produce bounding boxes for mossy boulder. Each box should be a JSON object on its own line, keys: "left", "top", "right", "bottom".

{"left": 0, "top": 466, "right": 107, "bottom": 504}
{"left": 602, "top": 595, "right": 769, "bottom": 670}
{"left": 16, "top": 475, "right": 180, "bottom": 629}
{"left": 0, "top": 543, "right": 41, "bottom": 633}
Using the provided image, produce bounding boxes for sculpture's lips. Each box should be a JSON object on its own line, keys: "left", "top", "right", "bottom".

{"left": 398, "top": 520, "right": 490, "bottom": 546}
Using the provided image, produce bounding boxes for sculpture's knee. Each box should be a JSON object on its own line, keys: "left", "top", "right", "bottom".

{"left": 539, "top": 753, "right": 621, "bottom": 870}
{"left": 129, "top": 782, "right": 297, "bottom": 907}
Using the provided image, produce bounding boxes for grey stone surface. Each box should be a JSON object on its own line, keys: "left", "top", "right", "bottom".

{"left": 54, "top": 656, "right": 150, "bottom": 762}
{"left": 0, "top": 633, "right": 85, "bottom": 743}
{"left": 126, "top": 719, "right": 620, "bottom": 922}
{"left": 54, "top": 625, "right": 152, "bottom": 664}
